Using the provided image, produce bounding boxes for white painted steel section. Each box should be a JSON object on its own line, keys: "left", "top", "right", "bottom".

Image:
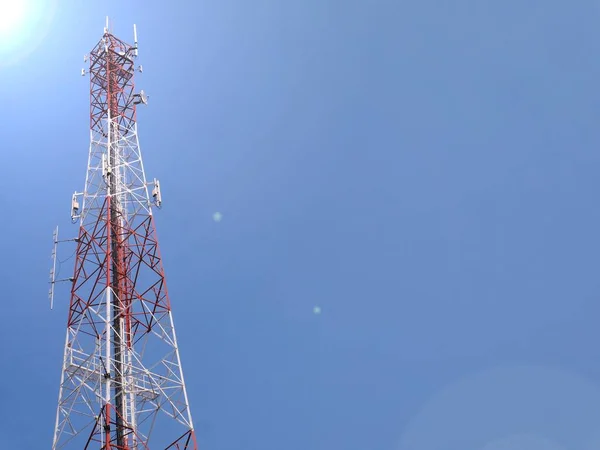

{"left": 79, "top": 120, "right": 153, "bottom": 227}
{"left": 169, "top": 311, "right": 195, "bottom": 429}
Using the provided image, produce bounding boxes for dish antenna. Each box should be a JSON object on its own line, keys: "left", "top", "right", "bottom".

{"left": 134, "top": 90, "right": 149, "bottom": 105}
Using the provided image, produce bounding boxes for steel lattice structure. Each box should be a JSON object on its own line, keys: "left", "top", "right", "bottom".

{"left": 51, "top": 21, "right": 197, "bottom": 450}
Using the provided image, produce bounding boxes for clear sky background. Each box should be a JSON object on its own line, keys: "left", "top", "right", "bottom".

{"left": 2, "top": 0, "right": 600, "bottom": 449}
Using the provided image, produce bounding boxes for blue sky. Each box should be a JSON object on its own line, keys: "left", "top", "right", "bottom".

{"left": 2, "top": 0, "right": 600, "bottom": 448}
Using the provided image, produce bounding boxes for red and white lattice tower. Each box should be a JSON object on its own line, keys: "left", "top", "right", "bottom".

{"left": 51, "top": 19, "right": 197, "bottom": 449}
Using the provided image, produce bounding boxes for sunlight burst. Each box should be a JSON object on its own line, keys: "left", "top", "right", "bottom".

{"left": 0, "top": 0, "right": 57, "bottom": 68}
{"left": 0, "top": 0, "right": 28, "bottom": 39}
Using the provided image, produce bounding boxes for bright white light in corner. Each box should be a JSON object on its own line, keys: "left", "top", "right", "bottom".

{"left": 0, "top": 0, "right": 28, "bottom": 39}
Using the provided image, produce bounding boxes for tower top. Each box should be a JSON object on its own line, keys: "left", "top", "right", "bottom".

{"left": 101, "top": 17, "right": 139, "bottom": 56}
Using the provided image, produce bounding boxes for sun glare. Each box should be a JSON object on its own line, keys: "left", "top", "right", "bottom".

{"left": 0, "top": 0, "right": 56, "bottom": 68}
{"left": 0, "top": 0, "right": 27, "bottom": 39}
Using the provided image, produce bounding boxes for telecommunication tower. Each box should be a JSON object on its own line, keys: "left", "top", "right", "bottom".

{"left": 50, "top": 18, "right": 197, "bottom": 449}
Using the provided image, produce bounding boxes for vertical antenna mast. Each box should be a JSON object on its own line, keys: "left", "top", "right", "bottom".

{"left": 52, "top": 20, "right": 197, "bottom": 450}
{"left": 48, "top": 226, "right": 58, "bottom": 309}
{"left": 133, "top": 24, "right": 138, "bottom": 57}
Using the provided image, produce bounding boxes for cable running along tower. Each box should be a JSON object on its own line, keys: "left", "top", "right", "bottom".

{"left": 51, "top": 20, "right": 197, "bottom": 449}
